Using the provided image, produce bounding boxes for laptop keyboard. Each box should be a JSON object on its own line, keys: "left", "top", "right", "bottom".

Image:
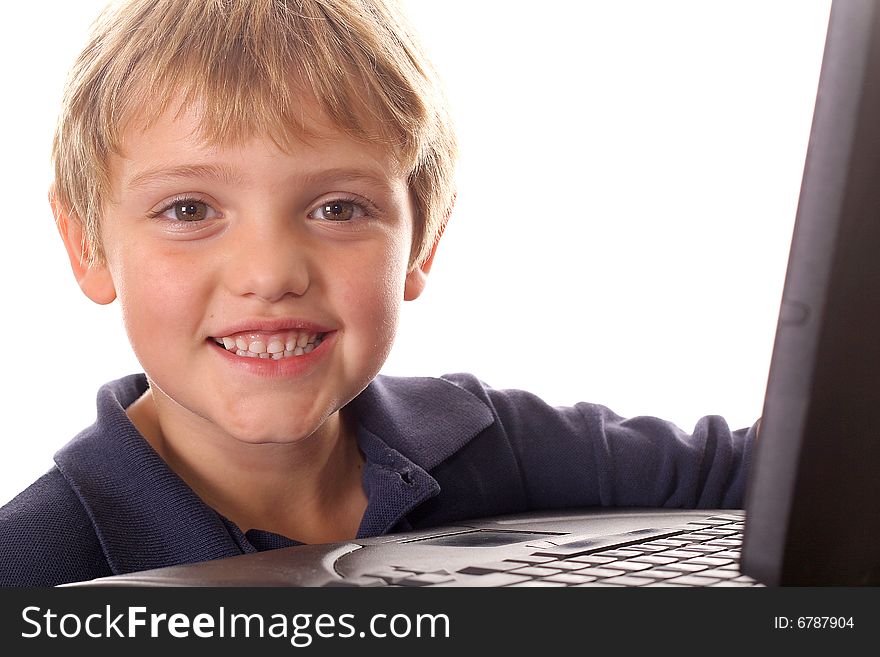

{"left": 350, "top": 512, "right": 762, "bottom": 587}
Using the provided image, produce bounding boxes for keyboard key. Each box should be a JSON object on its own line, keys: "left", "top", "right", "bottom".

{"left": 711, "top": 580, "right": 760, "bottom": 587}
{"left": 544, "top": 573, "right": 599, "bottom": 585}
{"left": 602, "top": 560, "right": 654, "bottom": 572}
{"left": 630, "top": 555, "right": 678, "bottom": 565}
{"left": 655, "top": 549, "right": 704, "bottom": 559}
{"left": 566, "top": 555, "right": 618, "bottom": 565}
{"left": 543, "top": 560, "right": 602, "bottom": 571}
{"left": 510, "top": 566, "right": 565, "bottom": 577}
{"left": 698, "top": 528, "right": 741, "bottom": 536}
{"left": 663, "top": 575, "right": 722, "bottom": 586}
{"left": 507, "top": 580, "right": 567, "bottom": 587}
{"left": 678, "top": 544, "right": 725, "bottom": 554}
{"left": 642, "top": 581, "right": 689, "bottom": 587}
{"left": 573, "top": 567, "right": 627, "bottom": 578}
{"left": 696, "top": 568, "right": 741, "bottom": 579}
{"left": 633, "top": 569, "right": 682, "bottom": 579}
{"left": 710, "top": 550, "right": 741, "bottom": 559}
{"left": 571, "top": 582, "right": 625, "bottom": 587}
{"left": 658, "top": 562, "right": 710, "bottom": 573}
{"left": 599, "top": 575, "right": 654, "bottom": 586}
{"left": 684, "top": 556, "right": 735, "bottom": 567}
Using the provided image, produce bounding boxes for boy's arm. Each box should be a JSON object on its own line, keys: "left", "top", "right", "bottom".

{"left": 441, "top": 373, "right": 757, "bottom": 511}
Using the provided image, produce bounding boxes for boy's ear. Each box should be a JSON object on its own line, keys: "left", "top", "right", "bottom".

{"left": 403, "top": 238, "right": 440, "bottom": 301}
{"left": 50, "top": 191, "right": 117, "bottom": 305}
{"left": 404, "top": 194, "right": 454, "bottom": 301}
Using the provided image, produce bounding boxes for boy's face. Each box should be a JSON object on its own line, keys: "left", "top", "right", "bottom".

{"left": 61, "top": 103, "right": 431, "bottom": 445}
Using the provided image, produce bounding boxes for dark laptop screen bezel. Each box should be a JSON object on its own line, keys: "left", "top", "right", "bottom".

{"left": 740, "top": 0, "right": 880, "bottom": 586}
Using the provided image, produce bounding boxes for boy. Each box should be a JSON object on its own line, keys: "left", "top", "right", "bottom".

{"left": 0, "top": 0, "right": 755, "bottom": 587}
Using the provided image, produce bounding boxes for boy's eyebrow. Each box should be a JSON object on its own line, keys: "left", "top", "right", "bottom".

{"left": 126, "top": 163, "right": 246, "bottom": 191}
{"left": 125, "top": 163, "right": 400, "bottom": 195}
{"left": 296, "top": 168, "right": 400, "bottom": 196}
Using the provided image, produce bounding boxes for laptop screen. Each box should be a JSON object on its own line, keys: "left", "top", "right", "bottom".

{"left": 740, "top": 0, "right": 880, "bottom": 586}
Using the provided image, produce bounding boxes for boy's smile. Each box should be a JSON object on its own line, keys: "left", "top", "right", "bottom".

{"left": 63, "top": 103, "right": 432, "bottom": 451}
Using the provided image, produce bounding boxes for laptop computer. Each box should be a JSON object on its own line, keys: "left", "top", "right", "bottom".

{"left": 66, "top": 0, "right": 878, "bottom": 588}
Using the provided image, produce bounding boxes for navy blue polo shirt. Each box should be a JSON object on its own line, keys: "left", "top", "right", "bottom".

{"left": 0, "top": 373, "right": 755, "bottom": 587}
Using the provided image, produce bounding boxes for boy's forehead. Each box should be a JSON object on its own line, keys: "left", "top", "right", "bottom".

{"left": 110, "top": 101, "right": 408, "bottom": 194}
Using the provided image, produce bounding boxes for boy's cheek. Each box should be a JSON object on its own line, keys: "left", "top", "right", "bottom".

{"left": 340, "top": 278, "right": 403, "bottom": 337}
{"left": 113, "top": 256, "right": 207, "bottom": 335}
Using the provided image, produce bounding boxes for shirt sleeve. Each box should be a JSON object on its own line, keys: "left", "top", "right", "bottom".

{"left": 441, "top": 373, "right": 756, "bottom": 510}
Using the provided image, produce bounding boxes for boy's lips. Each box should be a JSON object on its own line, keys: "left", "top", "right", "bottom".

{"left": 207, "top": 319, "right": 335, "bottom": 361}
{"left": 211, "top": 329, "right": 326, "bottom": 359}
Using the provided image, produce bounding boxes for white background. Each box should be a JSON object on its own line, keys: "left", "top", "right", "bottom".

{"left": 0, "top": 0, "right": 831, "bottom": 506}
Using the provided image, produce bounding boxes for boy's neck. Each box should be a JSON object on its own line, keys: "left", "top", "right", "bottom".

{"left": 125, "top": 388, "right": 368, "bottom": 544}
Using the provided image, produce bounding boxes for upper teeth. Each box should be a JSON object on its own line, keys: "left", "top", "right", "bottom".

{"left": 213, "top": 330, "right": 324, "bottom": 359}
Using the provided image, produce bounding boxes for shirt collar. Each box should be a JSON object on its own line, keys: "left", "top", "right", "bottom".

{"left": 352, "top": 375, "right": 495, "bottom": 535}
{"left": 349, "top": 374, "right": 495, "bottom": 470}
{"left": 53, "top": 373, "right": 495, "bottom": 574}
{"left": 53, "top": 374, "right": 246, "bottom": 576}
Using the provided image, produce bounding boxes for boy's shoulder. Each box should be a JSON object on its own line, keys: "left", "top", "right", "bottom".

{"left": 0, "top": 467, "right": 109, "bottom": 587}
{"left": 364, "top": 371, "right": 557, "bottom": 413}
{"left": 354, "top": 371, "right": 611, "bottom": 466}
{"left": 354, "top": 371, "right": 567, "bottom": 438}
{"left": 362, "top": 371, "right": 607, "bottom": 433}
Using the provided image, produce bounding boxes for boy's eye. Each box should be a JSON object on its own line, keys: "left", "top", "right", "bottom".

{"left": 172, "top": 200, "right": 209, "bottom": 222}
{"left": 311, "top": 200, "right": 363, "bottom": 222}
{"left": 150, "top": 198, "right": 218, "bottom": 223}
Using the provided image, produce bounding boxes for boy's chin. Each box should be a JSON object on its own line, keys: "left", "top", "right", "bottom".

{"left": 222, "top": 424, "right": 317, "bottom": 446}
{"left": 217, "top": 413, "right": 335, "bottom": 447}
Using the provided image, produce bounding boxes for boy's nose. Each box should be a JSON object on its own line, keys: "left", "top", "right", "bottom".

{"left": 225, "top": 219, "right": 311, "bottom": 302}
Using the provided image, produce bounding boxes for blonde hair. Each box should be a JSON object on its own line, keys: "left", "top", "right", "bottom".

{"left": 52, "top": 0, "right": 457, "bottom": 268}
